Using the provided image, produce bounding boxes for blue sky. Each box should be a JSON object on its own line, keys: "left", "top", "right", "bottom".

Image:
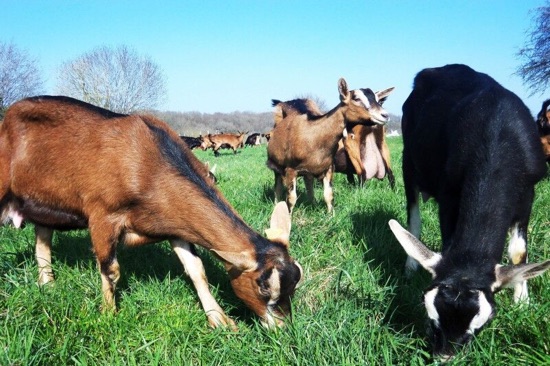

{"left": 3, "top": 1, "right": 547, "bottom": 116}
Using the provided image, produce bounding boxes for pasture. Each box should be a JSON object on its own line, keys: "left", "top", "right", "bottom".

{"left": 1, "top": 137, "right": 549, "bottom": 365}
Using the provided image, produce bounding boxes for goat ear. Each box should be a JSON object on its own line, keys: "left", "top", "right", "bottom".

{"left": 265, "top": 202, "right": 291, "bottom": 247}
{"left": 388, "top": 219, "right": 442, "bottom": 277}
{"left": 211, "top": 249, "right": 258, "bottom": 272}
{"left": 375, "top": 87, "right": 395, "bottom": 105}
{"left": 338, "top": 78, "right": 350, "bottom": 102}
{"left": 492, "top": 260, "right": 550, "bottom": 291}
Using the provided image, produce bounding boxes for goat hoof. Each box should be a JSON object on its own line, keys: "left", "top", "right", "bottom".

{"left": 208, "top": 314, "right": 238, "bottom": 331}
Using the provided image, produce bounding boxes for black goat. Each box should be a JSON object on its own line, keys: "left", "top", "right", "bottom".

{"left": 389, "top": 64, "right": 550, "bottom": 361}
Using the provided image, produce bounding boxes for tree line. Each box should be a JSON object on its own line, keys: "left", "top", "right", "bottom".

{"left": 150, "top": 110, "right": 403, "bottom": 137}
{"left": 1, "top": 2, "right": 548, "bottom": 120}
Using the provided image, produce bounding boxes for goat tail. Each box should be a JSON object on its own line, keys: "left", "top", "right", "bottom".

{"left": 271, "top": 99, "right": 282, "bottom": 107}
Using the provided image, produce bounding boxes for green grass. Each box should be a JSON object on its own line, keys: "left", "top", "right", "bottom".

{"left": 1, "top": 138, "right": 549, "bottom": 365}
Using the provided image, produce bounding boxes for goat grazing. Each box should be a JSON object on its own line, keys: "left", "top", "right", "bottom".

{"left": 389, "top": 64, "right": 550, "bottom": 360}
{"left": 0, "top": 96, "right": 303, "bottom": 329}
{"left": 333, "top": 123, "right": 395, "bottom": 187}
{"left": 267, "top": 78, "right": 394, "bottom": 213}
{"left": 208, "top": 132, "right": 247, "bottom": 156}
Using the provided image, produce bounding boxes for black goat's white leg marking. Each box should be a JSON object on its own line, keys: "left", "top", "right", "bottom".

{"left": 508, "top": 224, "right": 529, "bottom": 302}
{"left": 35, "top": 225, "right": 54, "bottom": 285}
{"left": 171, "top": 239, "right": 236, "bottom": 329}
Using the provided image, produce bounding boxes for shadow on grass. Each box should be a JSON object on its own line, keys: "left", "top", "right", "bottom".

{"left": 349, "top": 208, "right": 431, "bottom": 338}
{"left": 261, "top": 181, "right": 325, "bottom": 212}
{"left": 39, "top": 229, "right": 250, "bottom": 323}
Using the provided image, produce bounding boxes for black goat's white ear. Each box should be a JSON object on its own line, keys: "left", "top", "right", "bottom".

{"left": 265, "top": 202, "right": 291, "bottom": 247}
{"left": 388, "top": 219, "right": 442, "bottom": 277}
{"left": 338, "top": 78, "right": 350, "bottom": 102}
{"left": 375, "top": 87, "right": 395, "bottom": 105}
{"left": 492, "top": 260, "right": 550, "bottom": 291}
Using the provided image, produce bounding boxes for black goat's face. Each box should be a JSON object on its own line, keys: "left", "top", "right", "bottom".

{"left": 424, "top": 284, "right": 495, "bottom": 361}
{"left": 389, "top": 219, "right": 550, "bottom": 361}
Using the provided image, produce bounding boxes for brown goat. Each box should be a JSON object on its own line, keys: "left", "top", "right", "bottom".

{"left": 199, "top": 134, "right": 214, "bottom": 150}
{"left": 267, "top": 78, "right": 394, "bottom": 213}
{"left": 334, "top": 124, "right": 395, "bottom": 187}
{"left": 0, "top": 96, "right": 302, "bottom": 329}
{"left": 208, "top": 132, "right": 247, "bottom": 156}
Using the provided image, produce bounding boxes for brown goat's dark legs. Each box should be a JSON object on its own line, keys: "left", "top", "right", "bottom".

{"left": 274, "top": 172, "right": 284, "bottom": 203}
{"left": 89, "top": 220, "right": 120, "bottom": 311}
{"left": 304, "top": 176, "right": 315, "bottom": 204}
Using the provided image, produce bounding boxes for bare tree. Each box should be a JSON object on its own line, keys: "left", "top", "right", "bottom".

{"left": 295, "top": 93, "right": 328, "bottom": 113}
{"left": 0, "top": 42, "right": 44, "bottom": 114}
{"left": 516, "top": 1, "right": 550, "bottom": 95}
{"left": 56, "top": 45, "right": 167, "bottom": 113}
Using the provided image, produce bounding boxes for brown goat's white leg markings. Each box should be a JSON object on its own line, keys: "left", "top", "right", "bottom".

{"left": 287, "top": 176, "right": 298, "bottom": 214}
{"left": 170, "top": 239, "right": 236, "bottom": 329}
{"left": 98, "top": 258, "right": 120, "bottom": 311}
{"left": 35, "top": 225, "right": 55, "bottom": 285}
{"left": 322, "top": 170, "right": 334, "bottom": 214}
{"left": 508, "top": 224, "right": 529, "bottom": 302}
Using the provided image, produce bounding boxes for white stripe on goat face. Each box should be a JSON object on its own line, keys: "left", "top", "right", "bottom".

{"left": 424, "top": 287, "right": 494, "bottom": 330}
{"left": 353, "top": 89, "right": 371, "bottom": 110}
{"left": 261, "top": 268, "right": 282, "bottom": 328}
{"left": 424, "top": 287, "right": 440, "bottom": 326}
{"left": 468, "top": 291, "right": 493, "bottom": 335}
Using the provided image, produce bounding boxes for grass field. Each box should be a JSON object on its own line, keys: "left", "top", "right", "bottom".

{"left": 1, "top": 137, "right": 549, "bottom": 365}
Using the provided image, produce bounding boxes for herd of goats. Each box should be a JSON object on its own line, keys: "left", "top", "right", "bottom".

{"left": 1, "top": 63, "right": 550, "bottom": 361}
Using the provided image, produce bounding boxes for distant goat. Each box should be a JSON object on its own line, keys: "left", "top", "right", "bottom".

{"left": 536, "top": 99, "right": 550, "bottom": 162}
{"left": 0, "top": 96, "right": 302, "bottom": 329}
{"left": 333, "top": 122, "right": 395, "bottom": 187}
{"left": 199, "top": 134, "right": 214, "bottom": 150}
{"left": 207, "top": 132, "right": 247, "bottom": 156}
{"left": 267, "top": 78, "right": 393, "bottom": 213}
{"left": 180, "top": 135, "right": 203, "bottom": 150}
{"left": 390, "top": 64, "right": 550, "bottom": 360}
{"left": 245, "top": 132, "right": 264, "bottom": 147}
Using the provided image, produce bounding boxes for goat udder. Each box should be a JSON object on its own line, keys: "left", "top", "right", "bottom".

{"left": 4, "top": 206, "right": 25, "bottom": 228}
{"left": 363, "top": 133, "right": 385, "bottom": 179}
